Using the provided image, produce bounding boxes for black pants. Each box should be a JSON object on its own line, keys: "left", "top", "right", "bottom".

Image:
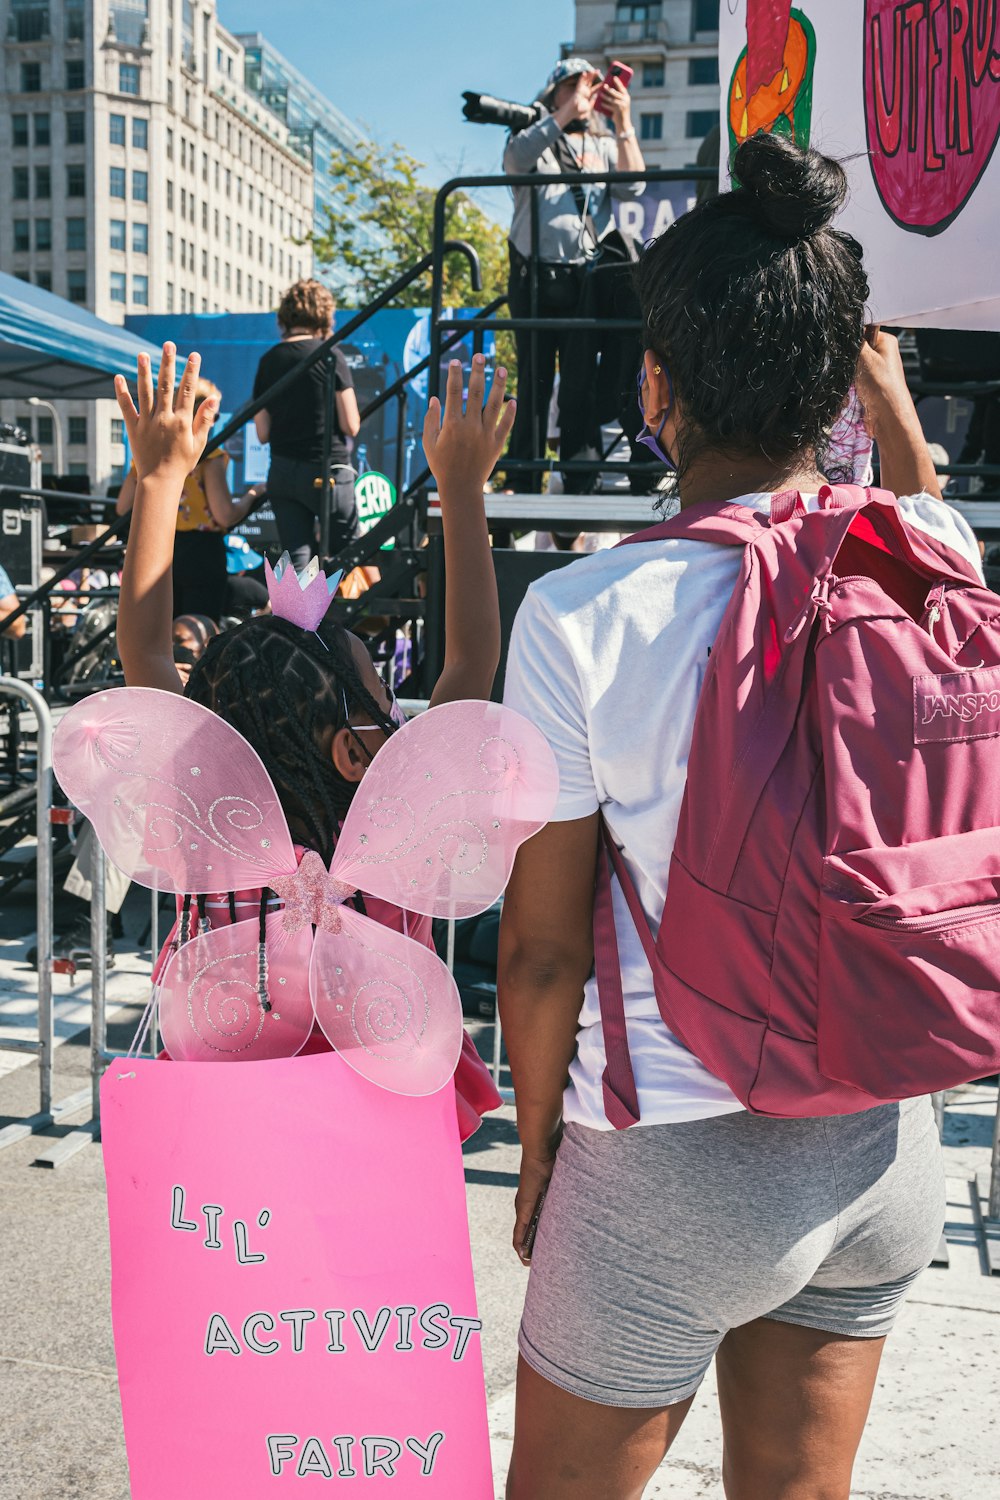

{"left": 506, "top": 251, "right": 584, "bottom": 494}
{"left": 172, "top": 530, "right": 228, "bottom": 622}
{"left": 558, "top": 258, "right": 660, "bottom": 495}
{"left": 267, "top": 455, "right": 359, "bottom": 570}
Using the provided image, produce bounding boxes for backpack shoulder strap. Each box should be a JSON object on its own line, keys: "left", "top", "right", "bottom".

{"left": 593, "top": 820, "right": 660, "bottom": 1130}
{"left": 617, "top": 498, "right": 771, "bottom": 550}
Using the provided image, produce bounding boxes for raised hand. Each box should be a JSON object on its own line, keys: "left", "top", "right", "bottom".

{"left": 422, "top": 352, "right": 517, "bottom": 496}
{"left": 114, "top": 342, "right": 218, "bottom": 482}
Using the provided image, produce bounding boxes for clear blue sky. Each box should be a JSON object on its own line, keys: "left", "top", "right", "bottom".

{"left": 225, "top": 0, "right": 578, "bottom": 186}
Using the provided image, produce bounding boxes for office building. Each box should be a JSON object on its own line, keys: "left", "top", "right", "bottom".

{"left": 238, "top": 33, "right": 383, "bottom": 291}
{"left": 0, "top": 1, "right": 326, "bottom": 489}
{"left": 569, "top": 1, "right": 721, "bottom": 170}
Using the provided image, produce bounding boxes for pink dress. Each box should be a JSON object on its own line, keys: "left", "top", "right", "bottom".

{"left": 155, "top": 877, "right": 502, "bottom": 1142}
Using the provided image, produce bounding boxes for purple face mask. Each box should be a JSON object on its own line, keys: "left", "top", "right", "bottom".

{"left": 636, "top": 365, "right": 676, "bottom": 472}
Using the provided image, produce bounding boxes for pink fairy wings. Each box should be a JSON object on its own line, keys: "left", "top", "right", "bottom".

{"left": 51, "top": 687, "right": 297, "bottom": 893}
{"left": 332, "top": 700, "right": 560, "bottom": 920}
{"left": 53, "top": 691, "right": 559, "bottom": 1093}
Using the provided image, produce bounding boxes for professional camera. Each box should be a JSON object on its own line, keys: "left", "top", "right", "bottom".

{"left": 462, "top": 91, "right": 544, "bottom": 133}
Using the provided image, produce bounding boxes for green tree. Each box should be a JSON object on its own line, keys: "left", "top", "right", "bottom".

{"left": 310, "top": 139, "right": 509, "bottom": 312}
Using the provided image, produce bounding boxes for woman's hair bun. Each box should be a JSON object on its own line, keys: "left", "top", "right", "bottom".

{"left": 733, "top": 132, "right": 847, "bottom": 239}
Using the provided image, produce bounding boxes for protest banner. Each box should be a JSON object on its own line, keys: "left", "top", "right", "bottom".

{"left": 101, "top": 1052, "right": 493, "bottom": 1497}
{"left": 719, "top": 1, "right": 1000, "bottom": 328}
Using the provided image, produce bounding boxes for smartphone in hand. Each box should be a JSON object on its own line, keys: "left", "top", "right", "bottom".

{"left": 595, "top": 60, "right": 635, "bottom": 116}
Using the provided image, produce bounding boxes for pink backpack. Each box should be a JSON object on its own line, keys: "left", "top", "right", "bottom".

{"left": 595, "top": 485, "right": 1000, "bottom": 1122}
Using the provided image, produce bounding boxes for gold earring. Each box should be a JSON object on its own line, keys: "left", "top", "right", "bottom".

{"left": 653, "top": 365, "right": 662, "bottom": 374}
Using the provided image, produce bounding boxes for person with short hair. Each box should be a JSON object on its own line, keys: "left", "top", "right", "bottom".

{"left": 253, "top": 279, "right": 362, "bottom": 567}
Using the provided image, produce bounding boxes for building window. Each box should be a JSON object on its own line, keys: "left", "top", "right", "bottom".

{"left": 167, "top": 78, "right": 174, "bottom": 110}
{"left": 133, "top": 275, "right": 149, "bottom": 306}
{"left": 66, "top": 59, "right": 85, "bottom": 90}
{"left": 68, "top": 416, "right": 87, "bottom": 446}
{"left": 65, "top": 0, "right": 84, "bottom": 40}
{"left": 109, "top": 113, "right": 126, "bottom": 147}
{"left": 11, "top": 1, "right": 49, "bottom": 41}
{"left": 13, "top": 220, "right": 30, "bottom": 253}
{"left": 34, "top": 113, "right": 50, "bottom": 146}
{"left": 133, "top": 117, "right": 148, "bottom": 150}
{"left": 110, "top": 271, "right": 127, "bottom": 304}
{"left": 110, "top": 166, "right": 126, "bottom": 199}
{"left": 686, "top": 109, "right": 717, "bottom": 138}
{"left": 12, "top": 115, "right": 29, "bottom": 148}
{"left": 35, "top": 270, "right": 52, "bottom": 292}
{"left": 166, "top": 282, "right": 174, "bottom": 312}
{"left": 201, "top": 201, "right": 208, "bottom": 230}
{"left": 640, "top": 113, "right": 664, "bottom": 142}
{"left": 167, "top": 127, "right": 174, "bottom": 160}
{"left": 181, "top": 187, "right": 187, "bottom": 217}
{"left": 119, "top": 63, "right": 140, "bottom": 96}
{"left": 13, "top": 167, "right": 29, "bottom": 199}
{"left": 166, "top": 180, "right": 174, "bottom": 210}
{"left": 37, "top": 415, "right": 54, "bottom": 444}
{"left": 66, "top": 163, "right": 85, "bottom": 196}
{"left": 642, "top": 62, "right": 665, "bottom": 88}
{"left": 236, "top": 269, "right": 242, "bottom": 296}
{"left": 21, "top": 62, "right": 42, "bottom": 93}
{"left": 132, "top": 170, "right": 148, "bottom": 202}
{"left": 166, "top": 230, "right": 174, "bottom": 262}
{"left": 693, "top": 0, "right": 719, "bottom": 33}
{"left": 67, "top": 269, "right": 87, "bottom": 304}
{"left": 688, "top": 57, "right": 720, "bottom": 86}
{"left": 201, "top": 248, "right": 208, "bottom": 277}
{"left": 35, "top": 218, "right": 51, "bottom": 251}
{"left": 67, "top": 217, "right": 86, "bottom": 251}
{"left": 202, "top": 151, "right": 208, "bottom": 183}
{"left": 111, "top": 418, "right": 125, "bottom": 446}
{"left": 35, "top": 165, "right": 51, "bottom": 199}
{"left": 133, "top": 221, "right": 148, "bottom": 254}
{"left": 66, "top": 111, "right": 85, "bottom": 144}
{"left": 68, "top": 462, "right": 88, "bottom": 478}
{"left": 109, "top": 219, "right": 126, "bottom": 251}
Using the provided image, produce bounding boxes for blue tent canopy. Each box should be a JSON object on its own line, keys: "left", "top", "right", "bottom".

{"left": 0, "top": 271, "right": 163, "bottom": 400}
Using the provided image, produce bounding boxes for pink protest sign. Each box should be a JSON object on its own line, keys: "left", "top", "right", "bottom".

{"left": 101, "top": 1052, "right": 494, "bottom": 1496}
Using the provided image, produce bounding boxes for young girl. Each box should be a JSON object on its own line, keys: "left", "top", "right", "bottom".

{"left": 498, "top": 134, "right": 984, "bottom": 1498}
{"left": 114, "top": 341, "right": 516, "bottom": 1137}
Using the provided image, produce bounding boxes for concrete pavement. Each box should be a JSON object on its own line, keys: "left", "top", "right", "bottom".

{"left": 1, "top": 889, "right": 998, "bottom": 1499}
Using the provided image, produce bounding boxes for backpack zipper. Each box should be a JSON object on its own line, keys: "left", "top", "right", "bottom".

{"left": 859, "top": 900, "right": 1000, "bottom": 934}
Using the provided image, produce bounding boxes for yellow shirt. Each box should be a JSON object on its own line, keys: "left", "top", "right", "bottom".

{"left": 129, "top": 449, "right": 227, "bottom": 533}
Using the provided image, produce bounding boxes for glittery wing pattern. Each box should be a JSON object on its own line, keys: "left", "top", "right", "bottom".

{"left": 158, "top": 914, "right": 314, "bottom": 1063}
{"left": 309, "top": 908, "right": 464, "bottom": 1096}
{"left": 331, "top": 700, "right": 559, "bottom": 920}
{"left": 52, "top": 688, "right": 297, "bottom": 893}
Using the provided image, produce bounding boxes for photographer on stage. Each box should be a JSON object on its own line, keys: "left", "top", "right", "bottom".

{"left": 504, "top": 58, "right": 645, "bottom": 493}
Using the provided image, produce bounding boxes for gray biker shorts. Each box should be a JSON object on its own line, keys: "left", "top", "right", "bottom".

{"left": 519, "top": 1097, "right": 944, "bottom": 1408}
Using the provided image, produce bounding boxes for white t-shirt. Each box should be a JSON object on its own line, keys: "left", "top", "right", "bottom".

{"left": 503, "top": 491, "right": 984, "bottom": 1130}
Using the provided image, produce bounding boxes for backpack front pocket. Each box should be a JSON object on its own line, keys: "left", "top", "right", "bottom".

{"left": 817, "top": 833, "right": 1000, "bottom": 1099}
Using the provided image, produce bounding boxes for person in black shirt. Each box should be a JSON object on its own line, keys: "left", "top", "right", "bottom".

{"left": 252, "top": 279, "right": 362, "bottom": 568}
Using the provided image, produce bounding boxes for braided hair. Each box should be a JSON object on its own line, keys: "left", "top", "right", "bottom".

{"left": 184, "top": 614, "right": 396, "bottom": 865}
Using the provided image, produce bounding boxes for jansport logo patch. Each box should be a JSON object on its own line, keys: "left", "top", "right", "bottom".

{"left": 914, "top": 666, "right": 1000, "bottom": 744}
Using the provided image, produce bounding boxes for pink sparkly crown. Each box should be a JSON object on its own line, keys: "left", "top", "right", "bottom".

{"left": 264, "top": 553, "right": 343, "bottom": 633}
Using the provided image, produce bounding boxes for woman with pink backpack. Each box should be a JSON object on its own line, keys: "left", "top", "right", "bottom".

{"left": 499, "top": 132, "right": 989, "bottom": 1499}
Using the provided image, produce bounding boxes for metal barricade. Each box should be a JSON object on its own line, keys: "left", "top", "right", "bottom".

{"left": 0, "top": 678, "right": 90, "bottom": 1151}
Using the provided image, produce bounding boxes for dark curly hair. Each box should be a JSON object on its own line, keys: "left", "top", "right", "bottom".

{"left": 635, "top": 132, "right": 870, "bottom": 478}
{"left": 184, "top": 615, "right": 395, "bottom": 866}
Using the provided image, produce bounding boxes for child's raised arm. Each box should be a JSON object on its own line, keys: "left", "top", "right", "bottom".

{"left": 114, "top": 343, "right": 218, "bottom": 693}
{"left": 422, "top": 353, "right": 516, "bottom": 706}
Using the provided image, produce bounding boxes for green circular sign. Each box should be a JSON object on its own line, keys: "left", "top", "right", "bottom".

{"left": 354, "top": 471, "right": 397, "bottom": 548}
